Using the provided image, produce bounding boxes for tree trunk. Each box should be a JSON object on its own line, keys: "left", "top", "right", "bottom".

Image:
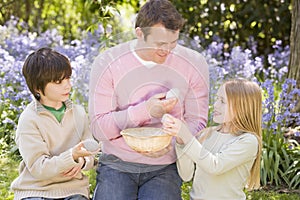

{"left": 24, "top": 0, "right": 31, "bottom": 23}
{"left": 287, "top": 0, "right": 300, "bottom": 112}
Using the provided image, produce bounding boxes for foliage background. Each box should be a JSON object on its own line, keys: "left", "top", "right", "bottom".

{"left": 0, "top": 0, "right": 299, "bottom": 199}
{"left": 0, "top": 0, "right": 292, "bottom": 59}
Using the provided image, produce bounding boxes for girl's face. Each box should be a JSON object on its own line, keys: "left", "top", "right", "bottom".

{"left": 39, "top": 78, "right": 72, "bottom": 109}
{"left": 213, "top": 85, "right": 232, "bottom": 124}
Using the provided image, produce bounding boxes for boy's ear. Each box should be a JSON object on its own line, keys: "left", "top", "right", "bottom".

{"left": 135, "top": 27, "right": 144, "bottom": 39}
{"left": 35, "top": 89, "right": 41, "bottom": 94}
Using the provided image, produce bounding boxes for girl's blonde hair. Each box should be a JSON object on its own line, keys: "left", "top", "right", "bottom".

{"left": 223, "top": 78, "right": 262, "bottom": 190}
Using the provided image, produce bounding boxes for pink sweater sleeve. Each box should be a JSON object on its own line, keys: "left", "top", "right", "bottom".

{"left": 88, "top": 52, "right": 152, "bottom": 141}
{"left": 171, "top": 46, "right": 209, "bottom": 135}
{"left": 89, "top": 43, "right": 210, "bottom": 141}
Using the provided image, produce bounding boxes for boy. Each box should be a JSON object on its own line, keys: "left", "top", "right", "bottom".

{"left": 11, "top": 47, "right": 97, "bottom": 200}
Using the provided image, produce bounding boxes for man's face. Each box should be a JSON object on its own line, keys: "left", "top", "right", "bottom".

{"left": 136, "top": 24, "right": 179, "bottom": 64}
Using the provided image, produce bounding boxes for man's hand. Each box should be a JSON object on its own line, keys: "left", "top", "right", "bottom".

{"left": 146, "top": 93, "right": 178, "bottom": 118}
{"left": 141, "top": 143, "right": 172, "bottom": 158}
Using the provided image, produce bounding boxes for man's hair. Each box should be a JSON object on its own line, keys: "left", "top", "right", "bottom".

{"left": 22, "top": 47, "right": 72, "bottom": 100}
{"left": 135, "top": 0, "right": 185, "bottom": 38}
{"left": 224, "top": 78, "right": 262, "bottom": 190}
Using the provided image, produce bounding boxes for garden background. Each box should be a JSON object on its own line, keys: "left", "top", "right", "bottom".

{"left": 0, "top": 0, "right": 299, "bottom": 199}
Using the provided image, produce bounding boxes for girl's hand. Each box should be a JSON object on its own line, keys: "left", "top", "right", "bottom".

{"left": 162, "top": 114, "right": 193, "bottom": 144}
{"left": 161, "top": 114, "right": 181, "bottom": 135}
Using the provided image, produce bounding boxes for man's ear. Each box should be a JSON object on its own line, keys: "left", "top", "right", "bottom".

{"left": 135, "top": 27, "right": 144, "bottom": 39}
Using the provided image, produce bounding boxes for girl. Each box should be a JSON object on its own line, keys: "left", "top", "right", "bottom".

{"left": 162, "top": 79, "right": 262, "bottom": 200}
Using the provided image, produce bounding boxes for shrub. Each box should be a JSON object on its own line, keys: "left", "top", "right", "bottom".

{"left": 260, "top": 79, "right": 300, "bottom": 189}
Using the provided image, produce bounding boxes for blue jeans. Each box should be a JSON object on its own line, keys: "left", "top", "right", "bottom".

{"left": 22, "top": 194, "right": 88, "bottom": 200}
{"left": 92, "top": 163, "right": 182, "bottom": 200}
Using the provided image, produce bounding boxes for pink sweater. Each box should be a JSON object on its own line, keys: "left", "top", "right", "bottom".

{"left": 89, "top": 40, "right": 209, "bottom": 165}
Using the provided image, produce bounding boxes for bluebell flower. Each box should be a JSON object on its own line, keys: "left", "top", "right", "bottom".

{"left": 0, "top": 18, "right": 299, "bottom": 146}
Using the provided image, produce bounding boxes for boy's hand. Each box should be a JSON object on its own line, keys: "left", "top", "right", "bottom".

{"left": 62, "top": 157, "right": 85, "bottom": 177}
{"left": 72, "top": 141, "right": 99, "bottom": 161}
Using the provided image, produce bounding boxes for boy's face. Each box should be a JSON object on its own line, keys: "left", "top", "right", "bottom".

{"left": 136, "top": 24, "right": 179, "bottom": 64}
{"left": 39, "top": 78, "right": 72, "bottom": 109}
{"left": 213, "top": 85, "right": 232, "bottom": 124}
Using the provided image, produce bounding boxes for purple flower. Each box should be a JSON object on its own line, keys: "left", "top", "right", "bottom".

{"left": 1, "top": 17, "right": 298, "bottom": 142}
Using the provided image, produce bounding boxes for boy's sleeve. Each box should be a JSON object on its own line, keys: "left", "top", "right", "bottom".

{"left": 16, "top": 117, "right": 79, "bottom": 179}
{"left": 75, "top": 105, "right": 96, "bottom": 170}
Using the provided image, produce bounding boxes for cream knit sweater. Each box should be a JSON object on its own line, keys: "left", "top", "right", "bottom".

{"left": 176, "top": 128, "right": 258, "bottom": 200}
{"left": 11, "top": 99, "right": 95, "bottom": 200}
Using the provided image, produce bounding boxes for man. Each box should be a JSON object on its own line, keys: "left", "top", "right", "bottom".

{"left": 89, "top": 0, "right": 209, "bottom": 199}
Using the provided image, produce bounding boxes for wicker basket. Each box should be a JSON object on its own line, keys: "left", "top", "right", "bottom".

{"left": 121, "top": 127, "right": 172, "bottom": 153}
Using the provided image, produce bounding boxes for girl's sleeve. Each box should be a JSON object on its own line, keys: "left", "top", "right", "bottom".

{"left": 181, "top": 134, "right": 258, "bottom": 175}
{"left": 175, "top": 142, "right": 195, "bottom": 181}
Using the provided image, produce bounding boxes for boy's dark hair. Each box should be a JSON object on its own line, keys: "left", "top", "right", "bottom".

{"left": 22, "top": 47, "right": 72, "bottom": 100}
{"left": 135, "top": 0, "right": 185, "bottom": 39}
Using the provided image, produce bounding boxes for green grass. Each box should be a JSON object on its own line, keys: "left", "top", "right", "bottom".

{"left": 181, "top": 181, "right": 300, "bottom": 200}
{"left": 245, "top": 189, "right": 300, "bottom": 200}
{"left": 1, "top": 156, "right": 299, "bottom": 200}
{"left": 0, "top": 155, "right": 19, "bottom": 200}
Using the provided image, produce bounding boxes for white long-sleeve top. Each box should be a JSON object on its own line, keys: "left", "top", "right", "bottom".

{"left": 175, "top": 128, "right": 258, "bottom": 200}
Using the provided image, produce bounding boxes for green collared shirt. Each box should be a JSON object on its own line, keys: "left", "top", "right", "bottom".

{"left": 42, "top": 103, "right": 66, "bottom": 122}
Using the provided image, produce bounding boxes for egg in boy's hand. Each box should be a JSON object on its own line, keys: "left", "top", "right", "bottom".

{"left": 82, "top": 139, "right": 100, "bottom": 152}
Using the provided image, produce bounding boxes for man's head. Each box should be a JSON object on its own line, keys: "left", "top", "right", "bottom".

{"left": 135, "top": 0, "right": 185, "bottom": 64}
{"left": 135, "top": 0, "right": 185, "bottom": 39}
